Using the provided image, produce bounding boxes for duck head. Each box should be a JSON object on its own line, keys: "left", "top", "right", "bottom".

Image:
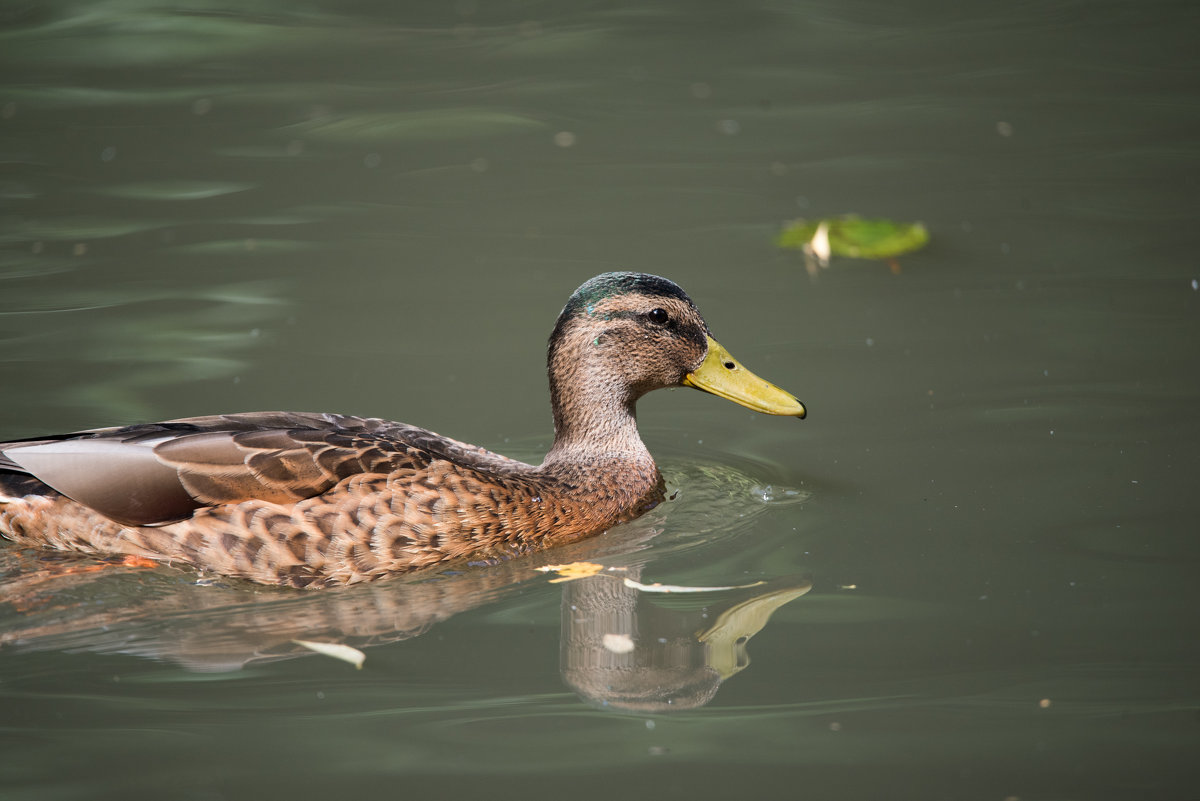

{"left": 546, "top": 273, "right": 804, "bottom": 451}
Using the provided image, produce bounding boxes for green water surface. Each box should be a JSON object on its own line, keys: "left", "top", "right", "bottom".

{"left": 1, "top": 1, "right": 1197, "bottom": 799}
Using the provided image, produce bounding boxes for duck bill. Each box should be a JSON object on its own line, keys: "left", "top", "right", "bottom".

{"left": 682, "top": 336, "right": 806, "bottom": 418}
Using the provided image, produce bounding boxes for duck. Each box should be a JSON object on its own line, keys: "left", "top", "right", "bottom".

{"left": 0, "top": 272, "right": 805, "bottom": 588}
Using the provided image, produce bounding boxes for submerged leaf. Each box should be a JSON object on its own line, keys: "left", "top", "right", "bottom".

{"left": 293, "top": 640, "right": 365, "bottom": 669}
{"left": 287, "top": 109, "right": 545, "bottom": 143}
{"left": 168, "top": 239, "right": 315, "bottom": 255}
{"left": 89, "top": 181, "right": 256, "bottom": 201}
{"left": 778, "top": 216, "right": 929, "bottom": 261}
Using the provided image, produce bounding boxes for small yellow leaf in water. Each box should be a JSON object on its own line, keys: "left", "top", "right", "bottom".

{"left": 293, "top": 640, "right": 366, "bottom": 669}
{"left": 536, "top": 562, "right": 606, "bottom": 583}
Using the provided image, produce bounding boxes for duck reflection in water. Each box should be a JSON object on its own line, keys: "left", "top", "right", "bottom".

{"left": 560, "top": 567, "right": 809, "bottom": 711}
{"left": 0, "top": 525, "right": 809, "bottom": 711}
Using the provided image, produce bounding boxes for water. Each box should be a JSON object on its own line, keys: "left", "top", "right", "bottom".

{"left": 1, "top": 1, "right": 1198, "bottom": 798}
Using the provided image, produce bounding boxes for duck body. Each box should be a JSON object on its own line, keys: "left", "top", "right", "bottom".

{"left": 0, "top": 412, "right": 663, "bottom": 588}
{"left": 0, "top": 273, "right": 804, "bottom": 588}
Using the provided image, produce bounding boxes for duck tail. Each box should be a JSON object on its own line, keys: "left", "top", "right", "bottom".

{"left": 1, "top": 447, "right": 59, "bottom": 508}
{"left": 0, "top": 439, "right": 59, "bottom": 503}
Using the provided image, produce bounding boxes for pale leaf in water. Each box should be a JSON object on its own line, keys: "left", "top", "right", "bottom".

{"left": 809, "top": 220, "right": 832, "bottom": 268}
{"left": 622, "top": 578, "right": 765, "bottom": 593}
{"left": 602, "top": 633, "right": 636, "bottom": 654}
{"left": 293, "top": 640, "right": 365, "bottom": 669}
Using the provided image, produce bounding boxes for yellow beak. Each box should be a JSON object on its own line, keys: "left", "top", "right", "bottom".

{"left": 682, "top": 336, "right": 806, "bottom": 418}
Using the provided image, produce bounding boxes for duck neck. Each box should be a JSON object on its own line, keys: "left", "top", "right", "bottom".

{"left": 542, "top": 349, "right": 652, "bottom": 469}
{"left": 546, "top": 391, "right": 649, "bottom": 466}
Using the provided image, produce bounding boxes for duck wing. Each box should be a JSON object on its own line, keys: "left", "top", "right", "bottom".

{"left": 0, "top": 412, "right": 444, "bottom": 527}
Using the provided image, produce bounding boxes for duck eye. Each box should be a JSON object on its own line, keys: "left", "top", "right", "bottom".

{"left": 647, "top": 308, "right": 670, "bottom": 325}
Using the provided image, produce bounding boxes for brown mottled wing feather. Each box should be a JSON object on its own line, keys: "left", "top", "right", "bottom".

{"left": 152, "top": 416, "right": 424, "bottom": 509}
{"left": 1, "top": 412, "right": 441, "bottom": 527}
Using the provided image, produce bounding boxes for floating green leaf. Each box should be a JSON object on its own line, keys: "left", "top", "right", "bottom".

{"left": 778, "top": 216, "right": 929, "bottom": 261}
